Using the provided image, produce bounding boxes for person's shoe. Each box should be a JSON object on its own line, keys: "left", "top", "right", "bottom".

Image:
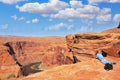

{"left": 113, "top": 62, "right": 116, "bottom": 64}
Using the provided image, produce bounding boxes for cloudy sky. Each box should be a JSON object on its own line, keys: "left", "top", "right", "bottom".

{"left": 0, "top": 0, "right": 120, "bottom": 36}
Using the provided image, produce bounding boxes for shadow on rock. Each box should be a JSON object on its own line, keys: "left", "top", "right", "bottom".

{"left": 22, "top": 62, "right": 43, "bottom": 76}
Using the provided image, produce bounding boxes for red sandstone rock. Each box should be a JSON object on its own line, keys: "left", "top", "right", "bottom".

{"left": 0, "top": 26, "right": 120, "bottom": 80}
{"left": 0, "top": 43, "right": 21, "bottom": 80}
{"left": 18, "top": 56, "right": 120, "bottom": 80}
{"left": 0, "top": 36, "right": 73, "bottom": 79}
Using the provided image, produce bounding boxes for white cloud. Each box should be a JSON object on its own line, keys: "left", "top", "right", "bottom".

{"left": 79, "top": 26, "right": 93, "bottom": 32}
{"left": 99, "top": 8, "right": 111, "bottom": 15}
{"left": 96, "top": 14, "right": 111, "bottom": 24}
{"left": 0, "top": 0, "right": 27, "bottom": 4}
{"left": 16, "top": 0, "right": 68, "bottom": 15}
{"left": 46, "top": 22, "right": 73, "bottom": 30}
{"left": 51, "top": 3, "right": 113, "bottom": 24}
{"left": 110, "top": 0, "right": 120, "bottom": 3}
{"left": 15, "top": 0, "right": 113, "bottom": 24}
{"left": 88, "top": 0, "right": 120, "bottom": 4}
{"left": 11, "top": 15, "right": 17, "bottom": 20}
{"left": 32, "top": 18, "right": 39, "bottom": 23}
{"left": 96, "top": 8, "right": 112, "bottom": 24}
{"left": 26, "top": 18, "right": 39, "bottom": 24}
{"left": 11, "top": 15, "right": 25, "bottom": 21}
{"left": 18, "top": 17, "right": 25, "bottom": 21}
{"left": 113, "top": 14, "right": 120, "bottom": 22}
{"left": 70, "top": 0, "right": 83, "bottom": 8}
{"left": 51, "top": 8, "right": 77, "bottom": 19}
{"left": 26, "top": 20, "right": 30, "bottom": 24}
{"left": 11, "top": 15, "right": 39, "bottom": 24}
{"left": 68, "top": 19, "right": 74, "bottom": 22}
{"left": 0, "top": 24, "right": 8, "bottom": 29}
{"left": 77, "top": 5, "right": 100, "bottom": 19}
{"left": 79, "top": 20, "right": 93, "bottom": 32}
{"left": 88, "top": 0, "right": 108, "bottom": 4}
{"left": 51, "top": 5, "right": 100, "bottom": 20}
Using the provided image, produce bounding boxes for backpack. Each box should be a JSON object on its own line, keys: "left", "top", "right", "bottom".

{"left": 104, "top": 63, "right": 113, "bottom": 71}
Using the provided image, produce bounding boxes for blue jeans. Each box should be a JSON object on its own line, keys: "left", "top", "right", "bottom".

{"left": 96, "top": 53, "right": 115, "bottom": 65}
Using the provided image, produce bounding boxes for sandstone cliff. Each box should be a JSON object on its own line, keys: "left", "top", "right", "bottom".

{"left": 66, "top": 28, "right": 120, "bottom": 62}
{"left": 0, "top": 41, "right": 22, "bottom": 80}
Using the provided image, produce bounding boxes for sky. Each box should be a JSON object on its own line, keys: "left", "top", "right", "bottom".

{"left": 0, "top": 0, "right": 120, "bottom": 36}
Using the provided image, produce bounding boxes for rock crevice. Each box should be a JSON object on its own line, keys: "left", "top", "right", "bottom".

{"left": 4, "top": 42, "right": 23, "bottom": 76}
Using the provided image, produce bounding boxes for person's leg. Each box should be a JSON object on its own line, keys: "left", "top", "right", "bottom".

{"left": 109, "top": 62, "right": 116, "bottom": 65}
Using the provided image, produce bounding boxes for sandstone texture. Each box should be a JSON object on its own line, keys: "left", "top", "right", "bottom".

{"left": 0, "top": 41, "right": 21, "bottom": 80}
{"left": 0, "top": 26, "right": 120, "bottom": 80}
{"left": 66, "top": 28, "right": 120, "bottom": 62}
{"left": 20, "top": 27, "right": 120, "bottom": 80}
{"left": 0, "top": 36, "right": 72, "bottom": 79}
{"left": 18, "top": 56, "right": 120, "bottom": 80}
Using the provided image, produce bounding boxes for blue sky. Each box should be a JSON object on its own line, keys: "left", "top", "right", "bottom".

{"left": 0, "top": 0, "right": 120, "bottom": 36}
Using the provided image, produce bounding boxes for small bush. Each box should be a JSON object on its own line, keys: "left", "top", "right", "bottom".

{"left": 32, "top": 64, "right": 40, "bottom": 70}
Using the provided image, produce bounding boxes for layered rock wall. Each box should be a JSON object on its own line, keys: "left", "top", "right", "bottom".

{"left": 66, "top": 32, "right": 120, "bottom": 62}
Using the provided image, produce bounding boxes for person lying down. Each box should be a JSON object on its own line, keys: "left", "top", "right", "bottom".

{"left": 96, "top": 50, "right": 116, "bottom": 71}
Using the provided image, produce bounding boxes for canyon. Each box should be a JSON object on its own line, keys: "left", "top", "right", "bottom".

{"left": 0, "top": 36, "right": 73, "bottom": 79}
{"left": 0, "top": 24, "right": 120, "bottom": 80}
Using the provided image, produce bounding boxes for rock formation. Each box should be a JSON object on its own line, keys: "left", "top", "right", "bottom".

{"left": 66, "top": 28, "right": 120, "bottom": 63}
{"left": 0, "top": 42, "right": 22, "bottom": 80}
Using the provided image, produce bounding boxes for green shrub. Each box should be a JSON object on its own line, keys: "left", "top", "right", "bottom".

{"left": 32, "top": 64, "right": 40, "bottom": 70}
